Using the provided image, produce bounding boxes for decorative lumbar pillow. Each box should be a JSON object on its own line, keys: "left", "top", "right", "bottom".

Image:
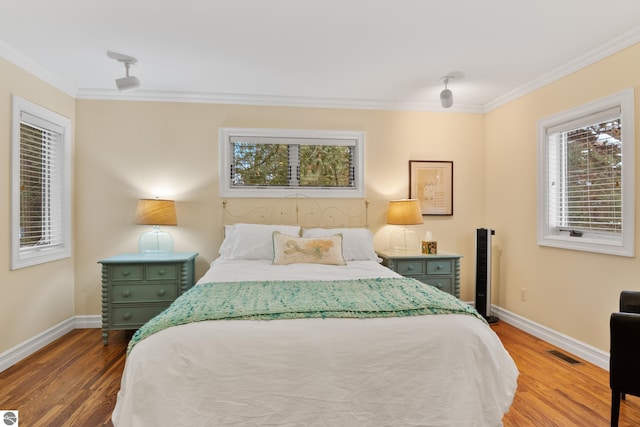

{"left": 301, "top": 228, "right": 380, "bottom": 261}
{"left": 272, "top": 231, "right": 346, "bottom": 265}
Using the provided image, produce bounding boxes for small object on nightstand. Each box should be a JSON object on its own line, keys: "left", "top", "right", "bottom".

{"left": 421, "top": 231, "right": 437, "bottom": 254}
{"left": 421, "top": 241, "right": 437, "bottom": 254}
{"left": 98, "top": 252, "right": 198, "bottom": 345}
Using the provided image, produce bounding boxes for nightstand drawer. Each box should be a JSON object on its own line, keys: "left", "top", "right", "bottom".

{"left": 426, "top": 260, "right": 452, "bottom": 275}
{"left": 110, "top": 265, "right": 143, "bottom": 281}
{"left": 111, "top": 283, "right": 178, "bottom": 303}
{"left": 424, "top": 277, "right": 453, "bottom": 294}
{"left": 146, "top": 264, "right": 178, "bottom": 280}
{"left": 376, "top": 251, "right": 461, "bottom": 298}
{"left": 111, "top": 305, "right": 169, "bottom": 327}
{"left": 396, "top": 260, "right": 425, "bottom": 276}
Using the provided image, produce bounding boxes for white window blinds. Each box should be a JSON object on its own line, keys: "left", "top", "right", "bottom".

{"left": 220, "top": 128, "right": 364, "bottom": 198}
{"left": 11, "top": 95, "right": 72, "bottom": 269}
{"left": 546, "top": 108, "right": 622, "bottom": 234}
{"left": 537, "top": 88, "right": 634, "bottom": 257}
{"left": 19, "top": 117, "right": 64, "bottom": 250}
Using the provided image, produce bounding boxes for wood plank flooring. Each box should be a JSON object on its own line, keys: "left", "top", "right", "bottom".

{"left": 1, "top": 322, "right": 639, "bottom": 426}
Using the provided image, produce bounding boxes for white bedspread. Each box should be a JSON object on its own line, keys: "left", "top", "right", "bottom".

{"left": 113, "top": 260, "right": 518, "bottom": 427}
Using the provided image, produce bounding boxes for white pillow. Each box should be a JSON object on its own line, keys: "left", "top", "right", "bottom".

{"left": 221, "top": 224, "right": 301, "bottom": 260}
{"left": 302, "top": 228, "right": 380, "bottom": 261}
{"left": 218, "top": 225, "right": 235, "bottom": 258}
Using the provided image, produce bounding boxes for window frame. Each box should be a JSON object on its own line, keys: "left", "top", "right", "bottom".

{"left": 11, "top": 95, "right": 72, "bottom": 269}
{"left": 537, "top": 88, "right": 635, "bottom": 257}
{"left": 219, "top": 128, "right": 365, "bottom": 198}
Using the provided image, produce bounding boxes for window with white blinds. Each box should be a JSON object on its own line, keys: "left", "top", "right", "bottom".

{"left": 220, "top": 128, "right": 364, "bottom": 198}
{"left": 11, "top": 96, "right": 72, "bottom": 269}
{"left": 537, "top": 89, "right": 635, "bottom": 257}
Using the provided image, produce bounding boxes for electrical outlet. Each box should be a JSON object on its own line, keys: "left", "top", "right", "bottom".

{"left": 521, "top": 288, "right": 527, "bottom": 302}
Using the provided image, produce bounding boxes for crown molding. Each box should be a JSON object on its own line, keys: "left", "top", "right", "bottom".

{"left": 483, "top": 25, "right": 640, "bottom": 113}
{"left": 0, "top": 40, "right": 78, "bottom": 97}
{"left": 76, "top": 88, "right": 484, "bottom": 113}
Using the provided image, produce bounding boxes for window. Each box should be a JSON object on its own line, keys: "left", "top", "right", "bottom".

{"left": 537, "top": 89, "right": 634, "bottom": 256}
{"left": 220, "top": 128, "right": 365, "bottom": 198}
{"left": 11, "top": 95, "right": 72, "bottom": 269}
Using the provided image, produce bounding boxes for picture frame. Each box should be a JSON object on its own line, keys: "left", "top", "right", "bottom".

{"left": 409, "top": 160, "right": 453, "bottom": 216}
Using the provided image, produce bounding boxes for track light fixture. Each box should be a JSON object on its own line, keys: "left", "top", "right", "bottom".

{"left": 438, "top": 72, "right": 463, "bottom": 109}
{"left": 107, "top": 51, "right": 140, "bottom": 91}
{"left": 440, "top": 78, "right": 453, "bottom": 108}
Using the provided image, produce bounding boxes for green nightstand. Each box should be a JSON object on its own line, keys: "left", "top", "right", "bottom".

{"left": 99, "top": 252, "right": 198, "bottom": 345}
{"left": 376, "top": 249, "right": 462, "bottom": 298}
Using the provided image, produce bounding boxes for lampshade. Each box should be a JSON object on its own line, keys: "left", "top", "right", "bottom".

{"left": 135, "top": 199, "right": 177, "bottom": 254}
{"left": 386, "top": 199, "right": 423, "bottom": 225}
{"left": 135, "top": 199, "right": 177, "bottom": 226}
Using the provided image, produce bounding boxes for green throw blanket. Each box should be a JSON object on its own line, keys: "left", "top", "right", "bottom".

{"left": 127, "top": 277, "right": 485, "bottom": 354}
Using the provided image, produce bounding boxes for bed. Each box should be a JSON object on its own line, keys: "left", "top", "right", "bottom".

{"left": 112, "top": 223, "right": 518, "bottom": 426}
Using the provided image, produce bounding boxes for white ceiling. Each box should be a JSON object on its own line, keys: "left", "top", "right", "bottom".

{"left": 2, "top": 0, "right": 640, "bottom": 113}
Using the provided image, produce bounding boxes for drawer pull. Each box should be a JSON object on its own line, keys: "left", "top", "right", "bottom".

{"left": 436, "top": 265, "right": 443, "bottom": 270}
{"left": 407, "top": 265, "right": 414, "bottom": 271}
{"left": 122, "top": 290, "right": 132, "bottom": 298}
{"left": 157, "top": 289, "right": 166, "bottom": 297}
{"left": 122, "top": 270, "right": 131, "bottom": 276}
{"left": 157, "top": 269, "right": 166, "bottom": 276}
{"left": 123, "top": 312, "right": 132, "bottom": 320}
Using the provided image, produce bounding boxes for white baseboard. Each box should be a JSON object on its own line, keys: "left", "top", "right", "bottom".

{"left": 0, "top": 317, "right": 75, "bottom": 373}
{"left": 491, "top": 305, "right": 609, "bottom": 370}
{"left": 0, "top": 311, "right": 610, "bottom": 373}
{"left": 74, "top": 314, "right": 102, "bottom": 329}
{"left": 0, "top": 315, "right": 102, "bottom": 373}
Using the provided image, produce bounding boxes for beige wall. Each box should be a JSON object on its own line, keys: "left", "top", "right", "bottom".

{"left": 484, "top": 43, "right": 640, "bottom": 351}
{"left": 0, "top": 58, "right": 76, "bottom": 353}
{"left": 74, "top": 102, "right": 486, "bottom": 316}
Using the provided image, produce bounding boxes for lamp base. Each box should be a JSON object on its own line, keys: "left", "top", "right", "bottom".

{"left": 139, "top": 225, "right": 174, "bottom": 254}
{"left": 390, "top": 228, "right": 420, "bottom": 252}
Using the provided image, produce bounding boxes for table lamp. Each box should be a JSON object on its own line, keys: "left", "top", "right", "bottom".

{"left": 386, "top": 199, "right": 423, "bottom": 251}
{"left": 135, "top": 198, "right": 177, "bottom": 254}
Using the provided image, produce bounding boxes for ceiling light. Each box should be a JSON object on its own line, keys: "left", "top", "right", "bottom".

{"left": 438, "top": 72, "right": 464, "bottom": 109}
{"left": 440, "top": 79, "right": 453, "bottom": 108}
{"left": 107, "top": 51, "right": 140, "bottom": 91}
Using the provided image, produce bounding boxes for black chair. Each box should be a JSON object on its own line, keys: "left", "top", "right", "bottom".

{"left": 610, "top": 291, "right": 640, "bottom": 426}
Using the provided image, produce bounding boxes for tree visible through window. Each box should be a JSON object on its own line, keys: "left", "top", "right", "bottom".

{"left": 538, "top": 89, "right": 634, "bottom": 257}
{"left": 231, "top": 143, "right": 354, "bottom": 188}
{"left": 558, "top": 119, "right": 622, "bottom": 233}
{"left": 299, "top": 145, "right": 354, "bottom": 187}
{"left": 220, "top": 128, "right": 364, "bottom": 198}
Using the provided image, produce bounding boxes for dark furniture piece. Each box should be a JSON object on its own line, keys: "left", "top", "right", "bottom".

{"left": 610, "top": 291, "right": 640, "bottom": 426}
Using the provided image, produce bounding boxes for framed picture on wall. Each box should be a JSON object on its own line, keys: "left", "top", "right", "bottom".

{"left": 409, "top": 160, "right": 453, "bottom": 216}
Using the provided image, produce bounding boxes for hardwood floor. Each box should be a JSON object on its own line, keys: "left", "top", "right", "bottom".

{"left": 0, "top": 329, "right": 129, "bottom": 427}
{"left": 495, "top": 322, "right": 640, "bottom": 427}
{"left": 0, "top": 322, "right": 639, "bottom": 426}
